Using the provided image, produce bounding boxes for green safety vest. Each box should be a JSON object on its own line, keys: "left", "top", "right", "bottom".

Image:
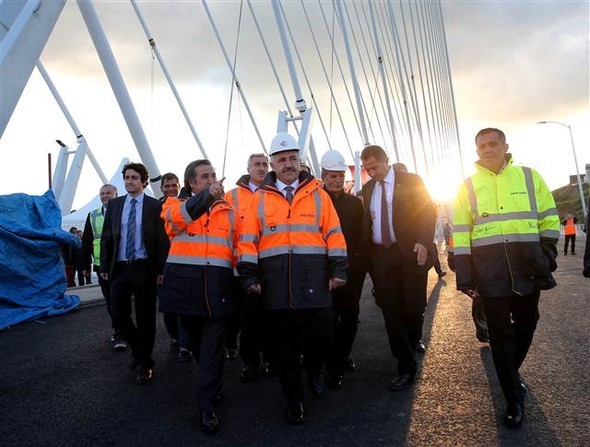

{"left": 90, "top": 208, "right": 104, "bottom": 267}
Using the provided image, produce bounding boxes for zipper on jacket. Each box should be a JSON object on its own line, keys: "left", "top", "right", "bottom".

{"left": 503, "top": 242, "right": 522, "bottom": 296}
{"left": 288, "top": 250, "right": 293, "bottom": 309}
{"left": 204, "top": 213, "right": 212, "bottom": 316}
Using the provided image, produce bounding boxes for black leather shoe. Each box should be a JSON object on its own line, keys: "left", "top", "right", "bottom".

{"left": 388, "top": 374, "right": 414, "bottom": 391}
{"left": 285, "top": 402, "right": 305, "bottom": 425}
{"left": 240, "top": 365, "right": 259, "bottom": 383}
{"left": 327, "top": 374, "right": 343, "bottom": 390}
{"left": 308, "top": 374, "right": 325, "bottom": 397}
{"left": 135, "top": 367, "right": 153, "bottom": 385}
{"left": 415, "top": 340, "right": 426, "bottom": 353}
{"left": 504, "top": 403, "right": 524, "bottom": 429}
{"left": 519, "top": 380, "right": 527, "bottom": 396}
{"left": 225, "top": 348, "right": 238, "bottom": 360}
{"left": 263, "top": 361, "right": 277, "bottom": 376}
{"left": 345, "top": 356, "right": 356, "bottom": 372}
{"left": 200, "top": 409, "right": 220, "bottom": 433}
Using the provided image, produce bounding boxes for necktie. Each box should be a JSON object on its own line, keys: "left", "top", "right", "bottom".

{"left": 285, "top": 186, "right": 294, "bottom": 204}
{"left": 381, "top": 181, "right": 392, "bottom": 248}
{"left": 125, "top": 198, "right": 137, "bottom": 261}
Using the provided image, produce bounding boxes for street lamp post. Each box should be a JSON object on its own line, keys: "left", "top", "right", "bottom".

{"left": 537, "top": 121, "right": 587, "bottom": 217}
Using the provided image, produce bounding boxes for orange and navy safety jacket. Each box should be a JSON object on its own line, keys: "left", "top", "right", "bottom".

{"left": 224, "top": 175, "right": 256, "bottom": 222}
{"left": 237, "top": 170, "right": 348, "bottom": 311}
{"left": 159, "top": 189, "right": 238, "bottom": 317}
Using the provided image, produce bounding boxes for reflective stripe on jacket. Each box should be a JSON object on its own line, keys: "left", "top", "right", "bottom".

{"left": 89, "top": 208, "right": 104, "bottom": 267}
{"left": 237, "top": 171, "right": 347, "bottom": 310}
{"left": 452, "top": 155, "right": 559, "bottom": 297}
{"left": 159, "top": 192, "right": 238, "bottom": 317}
{"left": 224, "top": 175, "right": 254, "bottom": 222}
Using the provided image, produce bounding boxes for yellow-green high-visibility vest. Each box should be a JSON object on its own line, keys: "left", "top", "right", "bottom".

{"left": 90, "top": 208, "right": 105, "bottom": 266}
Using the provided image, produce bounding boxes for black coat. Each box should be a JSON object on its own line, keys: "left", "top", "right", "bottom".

{"left": 100, "top": 194, "right": 169, "bottom": 279}
{"left": 326, "top": 190, "right": 364, "bottom": 273}
{"left": 361, "top": 170, "right": 436, "bottom": 274}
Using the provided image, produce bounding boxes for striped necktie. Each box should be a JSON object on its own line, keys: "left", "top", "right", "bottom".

{"left": 285, "top": 186, "right": 294, "bottom": 204}
{"left": 125, "top": 198, "right": 137, "bottom": 261}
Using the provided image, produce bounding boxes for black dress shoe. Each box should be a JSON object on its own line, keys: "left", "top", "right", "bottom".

{"left": 240, "top": 365, "right": 259, "bottom": 383}
{"left": 225, "top": 348, "right": 238, "bottom": 360}
{"left": 285, "top": 402, "right": 305, "bottom": 425}
{"left": 388, "top": 374, "right": 414, "bottom": 391}
{"left": 327, "top": 374, "right": 343, "bottom": 390}
{"left": 135, "top": 367, "right": 153, "bottom": 385}
{"left": 308, "top": 374, "right": 325, "bottom": 397}
{"left": 504, "top": 403, "right": 524, "bottom": 429}
{"left": 415, "top": 340, "right": 426, "bottom": 353}
{"left": 263, "top": 361, "right": 277, "bottom": 376}
{"left": 345, "top": 356, "right": 356, "bottom": 372}
{"left": 200, "top": 409, "right": 220, "bottom": 433}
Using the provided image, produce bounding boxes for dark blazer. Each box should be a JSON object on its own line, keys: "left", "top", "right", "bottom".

{"left": 361, "top": 170, "right": 436, "bottom": 274}
{"left": 100, "top": 194, "right": 169, "bottom": 279}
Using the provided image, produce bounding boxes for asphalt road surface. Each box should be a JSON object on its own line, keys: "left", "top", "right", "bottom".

{"left": 1, "top": 247, "right": 588, "bottom": 447}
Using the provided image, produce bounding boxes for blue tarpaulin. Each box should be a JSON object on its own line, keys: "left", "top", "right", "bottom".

{"left": 0, "top": 190, "right": 80, "bottom": 330}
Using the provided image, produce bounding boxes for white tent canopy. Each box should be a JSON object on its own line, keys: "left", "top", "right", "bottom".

{"left": 60, "top": 157, "right": 156, "bottom": 230}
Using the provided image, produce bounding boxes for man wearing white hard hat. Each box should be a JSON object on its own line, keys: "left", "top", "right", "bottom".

{"left": 320, "top": 150, "right": 365, "bottom": 390}
{"left": 238, "top": 132, "right": 348, "bottom": 425}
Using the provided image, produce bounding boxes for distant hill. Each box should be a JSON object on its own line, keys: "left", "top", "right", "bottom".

{"left": 552, "top": 183, "right": 589, "bottom": 221}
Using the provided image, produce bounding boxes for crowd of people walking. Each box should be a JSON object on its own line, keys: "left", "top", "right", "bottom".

{"left": 66, "top": 127, "right": 589, "bottom": 434}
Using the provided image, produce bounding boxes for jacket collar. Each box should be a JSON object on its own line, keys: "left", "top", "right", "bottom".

{"left": 475, "top": 153, "right": 513, "bottom": 175}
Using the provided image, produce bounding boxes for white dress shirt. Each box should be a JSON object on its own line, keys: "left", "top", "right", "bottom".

{"left": 370, "top": 167, "right": 397, "bottom": 245}
{"left": 275, "top": 178, "right": 300, "bottom": 199}
{"left": 248, "top": 181, "right": 259, "bottom": 193}
{"left": 117, "top": 193, "right": 147, "bottom": 261}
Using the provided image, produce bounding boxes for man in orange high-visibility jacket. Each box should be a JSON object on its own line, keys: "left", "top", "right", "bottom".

{"left": 237, "top": 132, "right": 348, "bottom": 426}
{"left": 224, "top": 153, "right": 274, "bottom": 382}
{"left": 159, "top": 159, "right": 237, "bottom": 435}
{"left": 561, "top": 212, "right": 578, "bottom": 255}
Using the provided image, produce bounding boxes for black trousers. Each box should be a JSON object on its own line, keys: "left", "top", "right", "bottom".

{"left": 179, "top": 315, "right": 226, "bottom": 411}
{"left": 370, "top": 244, "right": 428, "bottom": 377}
{"left": 267, "top": 308, "right": 333, "bottom": 405}
{"left": 564, "top": 234, "right": 576, "bottom": 254}
{"left": 482, "top": 291, "right": 540, "bottom": 406}
{"left": 110, "top": 261, "right": 157, "bottom": 369}
{"left": 239, "top": 287, "right": 274, "bottom": 369}
{"left": 327, "top": 269, "right": 365, "bottom": 376}
{"left": 163, "top": 313, "right": 190, "bottom": 349}
{"left": 472, "top": 295, "right": 488, "bottom": 334}
{"left": 97, "top": 269, "right": 118, "bottom": 333}
{"left": 432, "top": 243, "right": 443, "bottom": 275}
{"left": 225, "top": 279, "right": 242, "bottom": 351}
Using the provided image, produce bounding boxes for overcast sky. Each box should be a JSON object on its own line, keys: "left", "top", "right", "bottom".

{"left": 1, "top": 0, "right": 588, "bottom": 209}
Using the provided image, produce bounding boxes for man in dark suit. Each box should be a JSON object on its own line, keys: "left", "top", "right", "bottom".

{"left": 360, "top": 145, "right": 435, "bottom": 391}
{"left": 100, "top": 162, "right": 169, "bottom": 385}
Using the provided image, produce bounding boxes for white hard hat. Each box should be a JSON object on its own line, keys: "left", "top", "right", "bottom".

{"left": 320, "top": 150, "right": 347, "bottom": 172}
{"left": 269, "top": 132, "right": 300, "bottom": 156}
